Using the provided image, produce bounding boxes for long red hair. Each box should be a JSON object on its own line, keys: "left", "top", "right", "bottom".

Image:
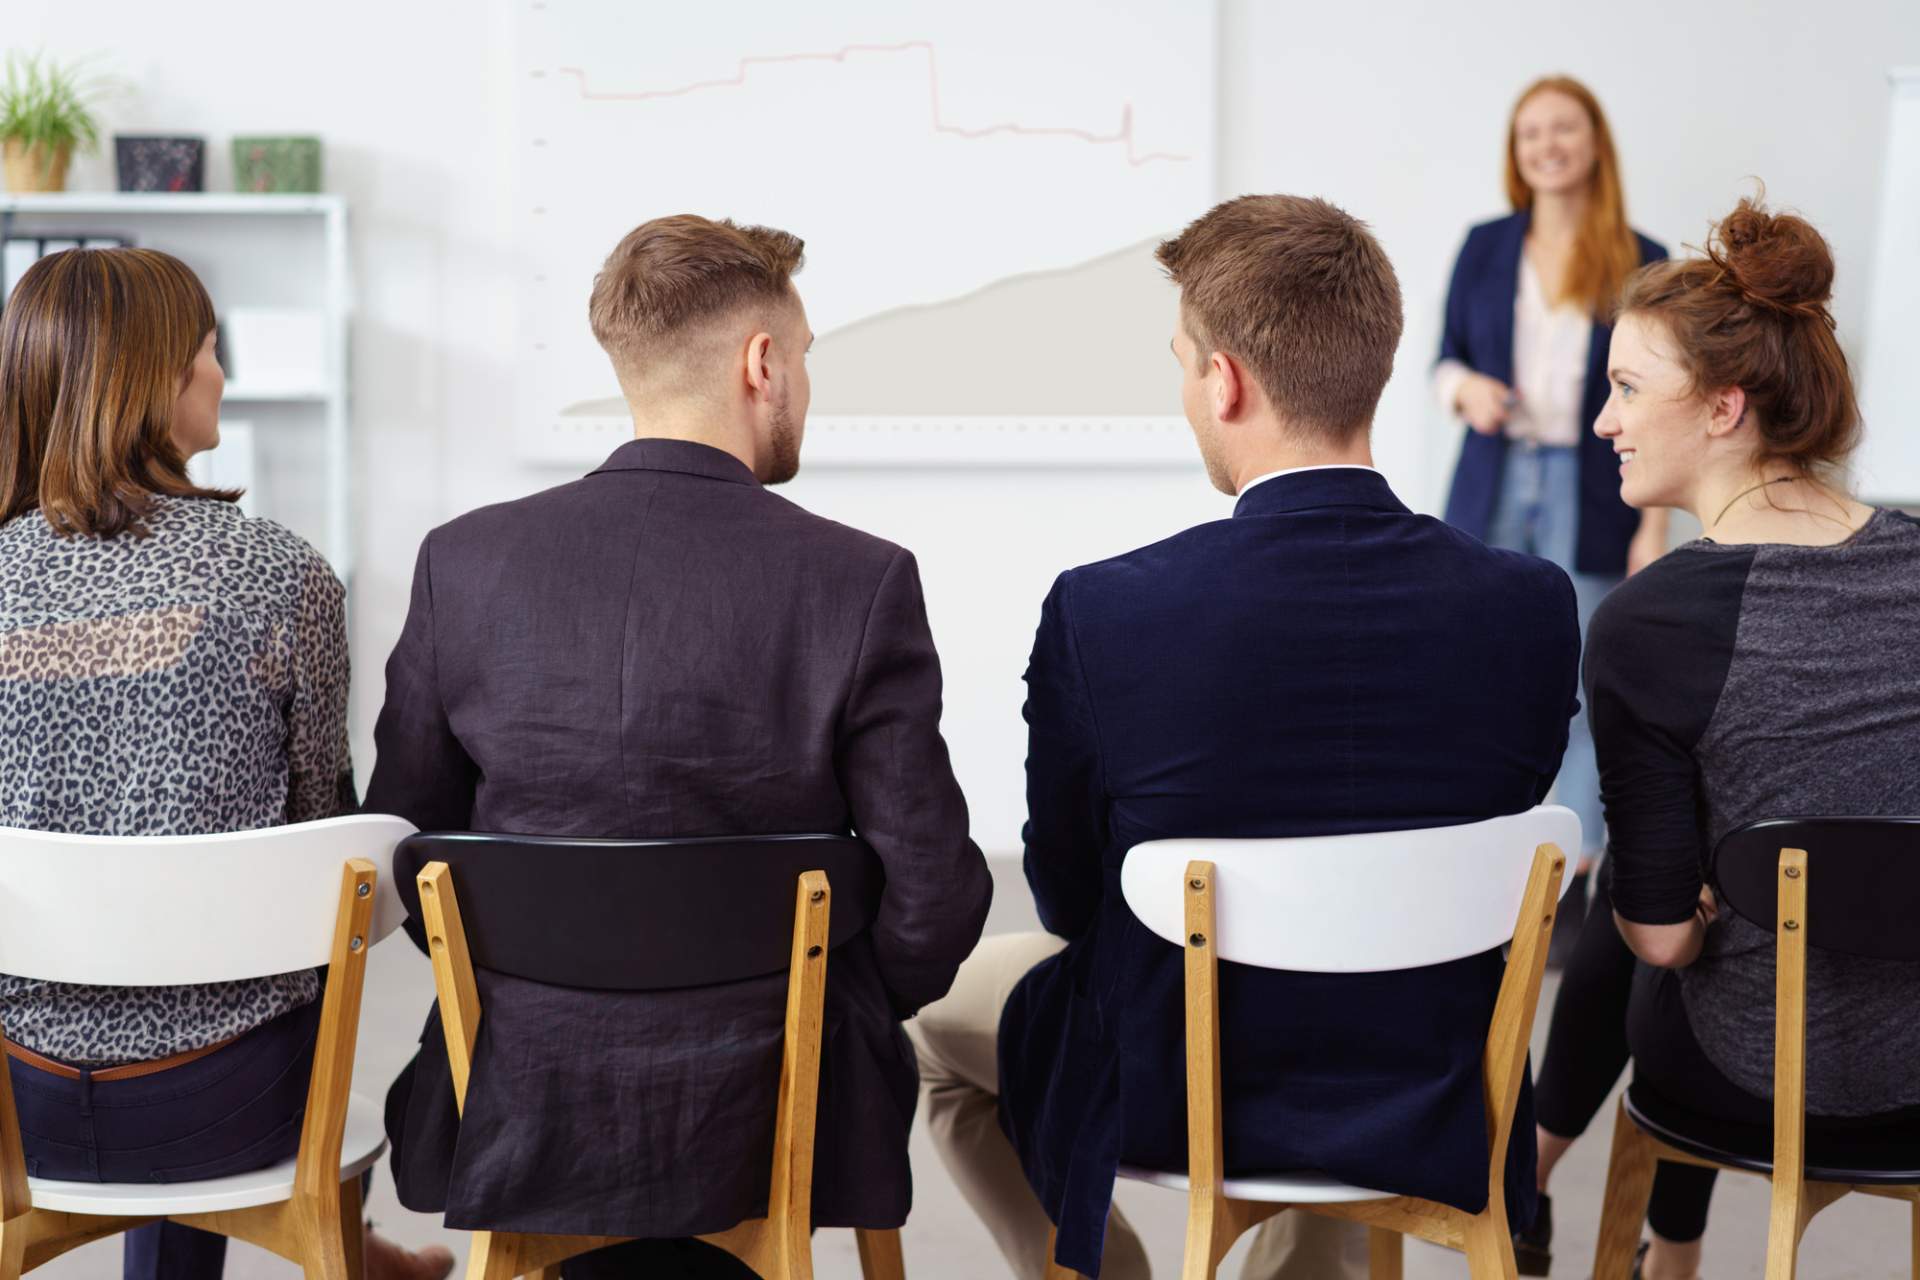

{"left": 1505, "top": 76, "right": 1640, "bottom": 319}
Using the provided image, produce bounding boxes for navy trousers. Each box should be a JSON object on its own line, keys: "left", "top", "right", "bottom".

{"left": 8, "top": 997, "right": 321, "bottom": 1280}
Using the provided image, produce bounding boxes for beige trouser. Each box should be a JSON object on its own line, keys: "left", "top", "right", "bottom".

{"left": 905, "top": 932, "right": 1367, "bottom": 1280}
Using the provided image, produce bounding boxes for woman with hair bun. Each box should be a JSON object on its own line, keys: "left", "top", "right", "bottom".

{"left": 1580, "top": 195, "right": 1920, "bottom": 1279}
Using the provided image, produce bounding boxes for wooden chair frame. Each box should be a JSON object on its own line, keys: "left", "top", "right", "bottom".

{"left": 415, "top": 861, "right": 907, "bottom": 1280}
{"left": 1047, "top": 842, "right": 1565, "bottom": 1280}
{"left": 0, "top": 858, "right": 382, "bottom": 1279}
{"left": 1591, "top": 847, "right": 1920, "bottom": 1280}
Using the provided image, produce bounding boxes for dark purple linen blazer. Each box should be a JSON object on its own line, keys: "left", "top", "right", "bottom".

{"left": 368, "top": 438, "right": 990, "bottom": 1238}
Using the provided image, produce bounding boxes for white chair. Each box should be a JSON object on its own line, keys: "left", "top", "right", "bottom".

{"left": 0, "top": 814, "right": 413, "bottom": 1278}
{"left": 1051, "top": 805, "right": 1577, "bottom": 1280}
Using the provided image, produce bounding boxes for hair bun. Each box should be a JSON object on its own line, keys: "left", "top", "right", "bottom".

{"left": 1708, "top": 195, "right": 1836, "bottom": 323}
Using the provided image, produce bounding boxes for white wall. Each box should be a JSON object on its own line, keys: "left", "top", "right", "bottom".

{"left": 15, "top": 0, "right": 1920, "bottom": 851}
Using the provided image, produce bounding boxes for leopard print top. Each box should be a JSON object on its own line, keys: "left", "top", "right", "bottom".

{"left": 0, "top": 496, "right": 353, "bottom": 1065}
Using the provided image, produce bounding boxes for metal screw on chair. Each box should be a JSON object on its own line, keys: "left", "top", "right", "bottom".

{"left": 349, "top": 935, "right": 364, "bottom": 951}
{"left": 357, "top": 883, "right": 372, "bottom": 897}
{"left": 1783, "top": 920, "right": 1800, "bottom": 931}
{"left": 1189, "top": 878, "right": 1204, "bottom": 891}
{"left": 1189, "top": 932, "right": 1206, "bottom": 947}
{"left": 1784, "top": 866, "right": 1801, "bottom": 879}
{"left": 810, "top": 889, "right": 825, "bottom": 903}
{"left": 807, "top": 944, "right": 823, "bottom": 958}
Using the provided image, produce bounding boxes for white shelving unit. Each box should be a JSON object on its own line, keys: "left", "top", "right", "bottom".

{"left": 0, "top": 193, "right": 353, "bottom": 577}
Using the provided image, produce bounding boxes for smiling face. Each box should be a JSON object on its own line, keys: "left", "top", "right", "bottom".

{"left": 1595, "top": 312, "right": 1722, "bottom": 511}
{"left": 1512, "top": 89, "right": 1597, "bottom": 198}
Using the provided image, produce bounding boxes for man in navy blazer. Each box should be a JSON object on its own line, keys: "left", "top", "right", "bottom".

{"left": 907, "top": 196, "right": 1581, "bottom": 1279}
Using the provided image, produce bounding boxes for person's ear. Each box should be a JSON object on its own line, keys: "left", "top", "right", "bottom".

{"left": 1211, "top": 350, "right": 1244, "bottom": 422}
{"left": 1705, "top": 385, "right": 1748, "bottom": 439}
{"left": 743, "top": 332, "right": 775, "bottom": 399}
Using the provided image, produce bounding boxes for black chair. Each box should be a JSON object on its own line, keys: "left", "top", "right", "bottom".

{"left": 1591, "top": 817, "right": 1920, "bottom": 1280}
{"left": 395, "top": 831, "right": 902, "bottom": 1280}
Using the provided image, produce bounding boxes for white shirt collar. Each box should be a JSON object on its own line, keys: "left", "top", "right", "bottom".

{"left": 1237, "top": 464, "right": 1384, "bottom": 498}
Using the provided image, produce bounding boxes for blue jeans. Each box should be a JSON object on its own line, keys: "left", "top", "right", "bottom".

{"left": 1486, "top": 443, "right": 1615, "bottom": 856}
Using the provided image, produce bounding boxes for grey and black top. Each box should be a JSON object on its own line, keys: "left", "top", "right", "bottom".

{"left": 1592, "top": 507, "right": 1920, "bottom": 1115}
{"left": 0, "top": 496, "right": 352, "bottom": 1065}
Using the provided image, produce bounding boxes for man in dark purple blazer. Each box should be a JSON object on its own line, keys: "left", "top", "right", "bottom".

{"left": 368, "top": 215, "right": 992, "bottom": 1278}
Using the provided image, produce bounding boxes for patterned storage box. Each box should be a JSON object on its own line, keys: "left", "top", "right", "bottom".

{"left": 231, "top": 136, "right": 322, "bottom": 193}
{"left": 115, "top": 136, "right": 206, "bottom": 192}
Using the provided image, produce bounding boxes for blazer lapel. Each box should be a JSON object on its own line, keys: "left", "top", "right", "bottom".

{"left": 1488, "top": 209, "right": 1528, "bottom": 386}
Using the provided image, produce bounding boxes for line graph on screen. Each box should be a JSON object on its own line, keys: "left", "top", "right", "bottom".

{"left": 517, "top": 0, "right": 1215, "bottom": 463}
{"left": 551, "top": 40, "right": 1191, "bottom": 167}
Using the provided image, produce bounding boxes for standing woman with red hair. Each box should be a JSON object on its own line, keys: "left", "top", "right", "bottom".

{"left": 1443, "top": 70, "right": 1666, "bottom": 855}
{"left": 1438, "top": 76, "right": 1668, "bottom": 864}
{"left": 1435, "top": 76, "right": 1667, "bottom": 1275}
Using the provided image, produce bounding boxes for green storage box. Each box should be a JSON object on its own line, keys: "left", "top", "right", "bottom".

{"left": 231, "top": 136, "right": 322, "bottom": 193}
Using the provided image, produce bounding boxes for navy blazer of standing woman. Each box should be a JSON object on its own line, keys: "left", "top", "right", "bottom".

{"left": 1440, "top": 210, "right": 1665, "bottom": 575}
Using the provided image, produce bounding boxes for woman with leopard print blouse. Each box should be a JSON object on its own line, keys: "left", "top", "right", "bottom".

{"left": 0, "top": 249, "right": 450, "bottom": 1280}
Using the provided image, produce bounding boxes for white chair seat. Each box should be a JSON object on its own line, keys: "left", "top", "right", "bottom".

{"left": 26, "top": 1091, "right": 387, "bottom": 1217}
{"left": 1116, "top": 1163, "right": 1395, "bottom": 1205}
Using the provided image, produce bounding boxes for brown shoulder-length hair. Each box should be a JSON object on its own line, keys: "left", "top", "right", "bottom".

{"left": 1619, "top": 194, "right": 1859, "bottom": 474}
{"left": 0, "top": 247, "right": 235, "bottom": 538}
{"left": 1506, "top": 75, "right": 1641, "bottom": 319}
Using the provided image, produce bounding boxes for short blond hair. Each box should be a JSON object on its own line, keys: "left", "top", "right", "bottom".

{"left": 588, "top": 215, "right": 805, "bottom": 376}
{"left": 1156, "top": 195, "right": 1402, "bottom": 442}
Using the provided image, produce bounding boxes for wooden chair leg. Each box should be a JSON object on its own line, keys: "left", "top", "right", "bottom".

{"left": 1368, "top": 1226, "right": 1403, "bottom": 1280}
{"left": 0, "top": 1213, "right": 24, "bottom": 1280}
{"left": 1460, "top": 1207, "right": 1517, "bottom": 1280}
{"left": 1764, "top": 1176, "right": 1805, "bottom": 1280}
{"left": 463, "top": 1230, "right": 521, "bottom": 1280}
{"left": 1592, "top": 1099, "right": 1657, "bottom": 1280}
{"left": 294, "top": 1172, "right": 364, "bottom": 1280}
{"left": 1180, "top": 1193, "right": 1226, "bottom": 1280}
{"left": 855, "top": 1227, "right": 905, "bottom": 1280}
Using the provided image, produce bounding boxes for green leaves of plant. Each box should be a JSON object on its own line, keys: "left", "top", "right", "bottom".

{"left": 0, "top": 52, "right": 107, "bottom": 156}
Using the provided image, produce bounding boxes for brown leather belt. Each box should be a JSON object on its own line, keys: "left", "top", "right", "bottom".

{"left": 4, "top": 1034, "right": 240, "bottom": 1082}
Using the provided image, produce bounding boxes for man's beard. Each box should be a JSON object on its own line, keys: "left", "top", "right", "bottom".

{"left": 1192, "top": 415, "right": 1235, "bottom": 496}
{"left": 761, "top": 397, "right": 802, "bottom": 486}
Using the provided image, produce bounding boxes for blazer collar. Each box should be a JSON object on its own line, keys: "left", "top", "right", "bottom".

{"left": 1231, "top": 466, "right": 1410, "bottom": 519}
{"left": 589, "top": 438, "right": 759, "bottom": 486}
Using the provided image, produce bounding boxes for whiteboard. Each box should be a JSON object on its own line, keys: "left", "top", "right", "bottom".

{"left": 514, "top": 0, "right": 1215, "bottom": 461}
{"left": 1857, "top": 68, "right": 1920, "bottom": 505}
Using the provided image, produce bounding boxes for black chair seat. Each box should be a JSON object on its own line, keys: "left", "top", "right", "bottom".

{"left": 1625, "top": 1083, "right": 1920, "bottom": 1187}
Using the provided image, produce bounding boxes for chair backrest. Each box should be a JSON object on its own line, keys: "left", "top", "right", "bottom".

{"left": 1713, "top": 816, "right": 1920, "bottom": 962}
{"left": 0, "top": 815, "right": 412, "bottom": 985}
{"left": 394, "top": 831, "right": 884, "bottom": 990}
{"left": 1120, "top": 805, "right": 1580, "bottom": 972}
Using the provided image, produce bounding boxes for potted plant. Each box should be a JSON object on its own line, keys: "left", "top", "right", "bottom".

{"left": 0, "top": 53, "right": 103, "bottom": 194}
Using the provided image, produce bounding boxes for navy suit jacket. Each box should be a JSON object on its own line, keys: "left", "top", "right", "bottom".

{"left": 998, "top": 468, "right": 1581, "bottom": 1276}
{"left": 1439, "top": 211, "right": 1666, "bottom": 575}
